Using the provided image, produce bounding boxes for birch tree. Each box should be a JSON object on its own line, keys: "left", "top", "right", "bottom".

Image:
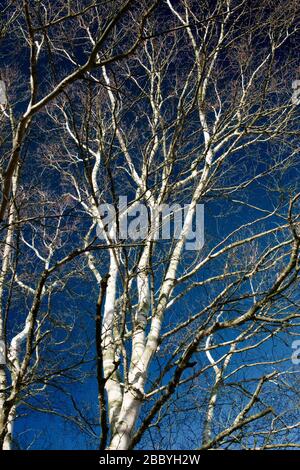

{"left": 0, "top": 0, "right": 158, "bottom": 449}
{"left": 1, "top": 0, "right": 300, "bottom": 450}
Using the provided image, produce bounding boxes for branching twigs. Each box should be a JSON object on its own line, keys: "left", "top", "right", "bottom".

{"left": 1, "top": 0, "right": 299, "bottom": 451}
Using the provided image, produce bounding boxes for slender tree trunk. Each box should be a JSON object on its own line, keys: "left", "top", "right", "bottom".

{"left": 2, "top": 406, "right": 15, "bottom": 450}
{"left": 108, "top": 390, "right": 142, "bottom": 450}
{"left": 0, "top": 367, "right": 7, "bottom": 449}
{"left": 102, "top": 254, "right": 123, "bottom": 433}
{"left": 0, "top": 170, "right": 18, "bottom": 450}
